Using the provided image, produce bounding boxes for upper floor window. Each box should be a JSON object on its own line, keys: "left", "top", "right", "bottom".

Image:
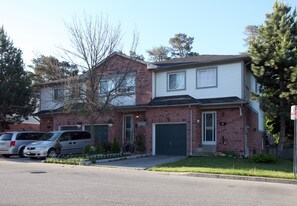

{"left": 53, "top": 88, "right": 64, "bottom": 101}
{"left": 118, "top": 75, "right": 135, "bottom": 93}
{"left": 99, "top": 73, "right": 136, "bottom": 95}
{"left": 167, "top": 71, "right": 186, "bottom": 91}
{"left": 99, "top": 80, "right": 109, "bottom": 94}
{"left": 197, "top": 67, "right": 217, "bottom": 88}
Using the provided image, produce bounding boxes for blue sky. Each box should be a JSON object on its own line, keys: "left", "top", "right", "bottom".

{"left": 1, "top": 0, "right": 297, "bottom": 68}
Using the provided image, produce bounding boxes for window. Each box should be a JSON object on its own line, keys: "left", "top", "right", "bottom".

{"left": 99, "top": 74, "right": 136, "bottom": 95}
{"left": 167, "top": 71, "right": 186, "bottom": 91}
{"left": 53, "top": 88, "right": 64, "bottom": 101}
{"left": 197, "top": 68, "right": 217, "bottom": 88}
{"left": 99, "top": 80, "right": 109, "bottom": 94}
{"left": 118, "top": 75, "right": 135, "bottom": 93}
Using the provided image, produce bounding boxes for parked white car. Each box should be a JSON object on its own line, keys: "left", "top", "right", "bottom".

{"left": 24, "top": 130, "right": 91, "bottom": 158}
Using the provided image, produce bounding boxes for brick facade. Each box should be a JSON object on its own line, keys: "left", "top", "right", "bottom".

{"left": 37, "top": 54, "right": 264, "bottom": 157}
{"left": 2, "top": 123, "right": 40, "bottom": 132}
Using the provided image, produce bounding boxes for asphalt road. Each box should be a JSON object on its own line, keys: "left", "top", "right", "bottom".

{"left": 0, "top": 157, "right": 297, "bottom": 206}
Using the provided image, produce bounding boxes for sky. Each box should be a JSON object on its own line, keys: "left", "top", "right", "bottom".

{"left": 1, "top": 0, "right": 297, "bottom": 69}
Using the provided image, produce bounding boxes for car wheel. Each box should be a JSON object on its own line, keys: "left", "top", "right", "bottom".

{"left": 2, "top": 154, "right": 10, "bottom": 158}
{"left": 19, "top": 147, "right": 25, "bottom": 158}
{"left": 47, "top": 148, "right": 57, "bottom": 158}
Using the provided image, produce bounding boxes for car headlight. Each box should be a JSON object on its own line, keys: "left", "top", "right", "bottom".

{"left": 36, "top": 146, "right": 47, "bottom": 150}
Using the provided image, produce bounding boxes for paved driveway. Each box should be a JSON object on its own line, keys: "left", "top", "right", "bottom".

{"left": 97, "top": 155, "right": 185, "bottom": 170}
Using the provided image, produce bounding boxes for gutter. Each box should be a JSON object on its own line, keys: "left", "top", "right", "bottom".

{"left": 189, "top": 105, "right": 193, "bottom": 156}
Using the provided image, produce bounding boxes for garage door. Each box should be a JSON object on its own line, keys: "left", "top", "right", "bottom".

{"left": 60, "top": 126, "right": 78, "bottom": 130}
{"left": 155, "top": 124, "right": 187, "bottom": 156}
{"left": 84, "top": 125, "right": 108, "bottom": 144}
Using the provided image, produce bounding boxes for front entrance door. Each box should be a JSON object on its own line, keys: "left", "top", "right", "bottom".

{"left": 202, "top": 112, "right": 216, "bottom": 145}
{"left": 123, "top": 115, "right": 134, "bottom": 144}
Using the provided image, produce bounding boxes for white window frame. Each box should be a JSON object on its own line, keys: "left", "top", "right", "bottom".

{"left": 167, "top": 71, "right": 186, "bottom": 91}
{"left": 196, "top": 67, "right": 217, "bottom": 89}
{"left": 202, "top": 111, "right": 217, "bottom": 145}
{"left": 99, "top": 73, "right": 136, "bottom": 95}
{"left": 53, "top": 88, "right": 64, "bottom": 101}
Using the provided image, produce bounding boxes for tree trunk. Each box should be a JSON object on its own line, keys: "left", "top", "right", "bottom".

{"left": 277, "top": 70, "right": 286, "bottom": 157}
{"left": 90, "top": 118, "right": 96, "bottom": 146}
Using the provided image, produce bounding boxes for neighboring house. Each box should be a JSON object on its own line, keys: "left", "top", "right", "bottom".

{"left": 35, "top": 52, "right": 152, "bottom": 146}
{"left": 2, "top": 116, "right": 40, "bottom": 132}
{"left": 35, "top": 53, "right": 264, "bottom": 157}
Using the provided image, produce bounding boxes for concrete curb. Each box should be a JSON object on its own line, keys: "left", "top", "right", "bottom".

{"left": 181, "top": 172, "right": 297, "bottom": 185}
{"left": 80, "top": 154, "right": 149, "bottom": 166}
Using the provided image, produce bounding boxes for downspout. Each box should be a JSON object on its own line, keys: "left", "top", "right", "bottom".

{"left": 189, "top": 105, "right": 193, "bottom": 156}
{"left": 240, "top": 104, "right": 248, "bottom": 157}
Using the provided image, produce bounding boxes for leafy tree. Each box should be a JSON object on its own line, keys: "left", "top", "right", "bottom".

{"left": 169, "top": 33, "right": 196, "bottom": 58}
{"left": 29, "top": 55, "right": 78, "bottom": 83}
{"left": 146, "top": 46, "right": 171, "bottom": 62}
{"left": 247, "top": 1, "right": 297, "bottom": 155}
{"left": 0, "top": 26, "right": 36, "bottom": 131}
{"left": 147, "top": 33, "right": 198, "bottom": 61}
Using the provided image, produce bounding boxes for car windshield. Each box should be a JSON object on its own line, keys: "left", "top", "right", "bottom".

{"left": 39, "top": 132, "right": 58, "bottom": 141}
{"left": 0, "top": 133, "right": 13, "bottom": 141}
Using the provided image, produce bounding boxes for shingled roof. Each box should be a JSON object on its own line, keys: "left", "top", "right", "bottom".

{"left": 148, "top": 95, "right": 246, "bottom": 107}
{"left": 148, "top": 54, "right": 250, "bottom": 70}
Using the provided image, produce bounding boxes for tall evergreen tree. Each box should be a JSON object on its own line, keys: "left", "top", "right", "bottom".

{"left": 247, "top": 1, "right": 297, "bottom": 154}
{"left": 0, "top": 26, "right": 36, "bottom": 131}
{"left": 29, "top": 55, "right": 78, "bottom": 83}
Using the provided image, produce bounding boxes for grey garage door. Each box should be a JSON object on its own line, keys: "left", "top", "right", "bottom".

{"left": 84, "top": 125, "right": 108, "bottom": 144}
{"left": 155, "top": 124, "right": 187, "bottom": 156}
{"left": 60, "top": 126, "right": 78, "bottom": 130}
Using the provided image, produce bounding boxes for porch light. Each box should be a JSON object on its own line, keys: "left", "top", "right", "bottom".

{"left": 76, "top": 122, "right": 82, "bottom": 128}
{"left": 107, "top": 119, "right": 114, "bottom": 127}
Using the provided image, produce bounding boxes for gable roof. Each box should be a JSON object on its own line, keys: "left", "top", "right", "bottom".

{"left": 148, "top": 54, "right": 250, "bottom": 70}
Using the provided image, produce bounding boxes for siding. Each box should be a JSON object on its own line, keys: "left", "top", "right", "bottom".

{"left": 155, "top": 62, "right": 243, "bottom": 99}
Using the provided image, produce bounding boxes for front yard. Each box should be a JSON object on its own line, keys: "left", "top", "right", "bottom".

{"left": 149, "top": 156, "right": 296, "bottom": 179}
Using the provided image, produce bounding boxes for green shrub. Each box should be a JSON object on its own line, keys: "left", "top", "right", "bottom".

{"left": 251, "top": 153, "right": 278, "bottom": 163}
{"left": 96, "top": 145, "right": 106, "bottom": 154}
{"left": 83, "top": 145, "right": 97, "bottom": 155}
{"left": 102, "top": 142, "right": 111, "bottom": 153}
{"left": 111, "top": 138, "right": 121, "bottom": 153}
{"left": 135, "top": 135, "right": 146, "bottom": 153}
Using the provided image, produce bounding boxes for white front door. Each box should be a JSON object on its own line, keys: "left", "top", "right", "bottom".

{"left": 202, "top": 112, "right": 216, "bottom": 145}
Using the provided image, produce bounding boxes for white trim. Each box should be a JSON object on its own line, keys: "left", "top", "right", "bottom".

{"left": 122, "top": 115, "right": 134, "bottom": 144}
{"left": 201, "top": 111, "right": 217, "bottom": 145}
{"left": 82, "top": 124, "right": 108, "bottom": 131}
{"left": 59, "top": 125, "right": 79, "bottom": 130}
{"left": 152, "top": 122, "right": 187, "bottom": 156}
{"left": 167, "top": 70, "right": 186, "bottom": 91}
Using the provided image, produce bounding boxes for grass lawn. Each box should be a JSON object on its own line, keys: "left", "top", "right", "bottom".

{"left": 149, "top": 156, "right": 297, "bottom": 179}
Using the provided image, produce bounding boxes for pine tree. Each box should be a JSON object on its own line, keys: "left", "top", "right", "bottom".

{"left": 247, "top": 1, "right": 297, "bottom": 155}
{"left": 0, "top": 26, "right": 36, "bottom": 130}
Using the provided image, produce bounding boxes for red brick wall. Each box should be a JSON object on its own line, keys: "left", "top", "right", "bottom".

{"left": 146, "top": 106, "right": 192, "bottom": 154}
{"left": 93, "top": 54, "right": 152, "bottom": 105}
{"left": 145, "top": 106, "right": 248, "bottom": 156}
{"left": 215, "top": 108, "right": 245, "bottom": 155}
{"left": 4, "top": 123, "right": 40, "bottom": 132}
{"left": 246, "top": 107, "right": 264, "bottom": 155}
{"left": 40, "top": 117, "right": 54, "bottom": 132}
